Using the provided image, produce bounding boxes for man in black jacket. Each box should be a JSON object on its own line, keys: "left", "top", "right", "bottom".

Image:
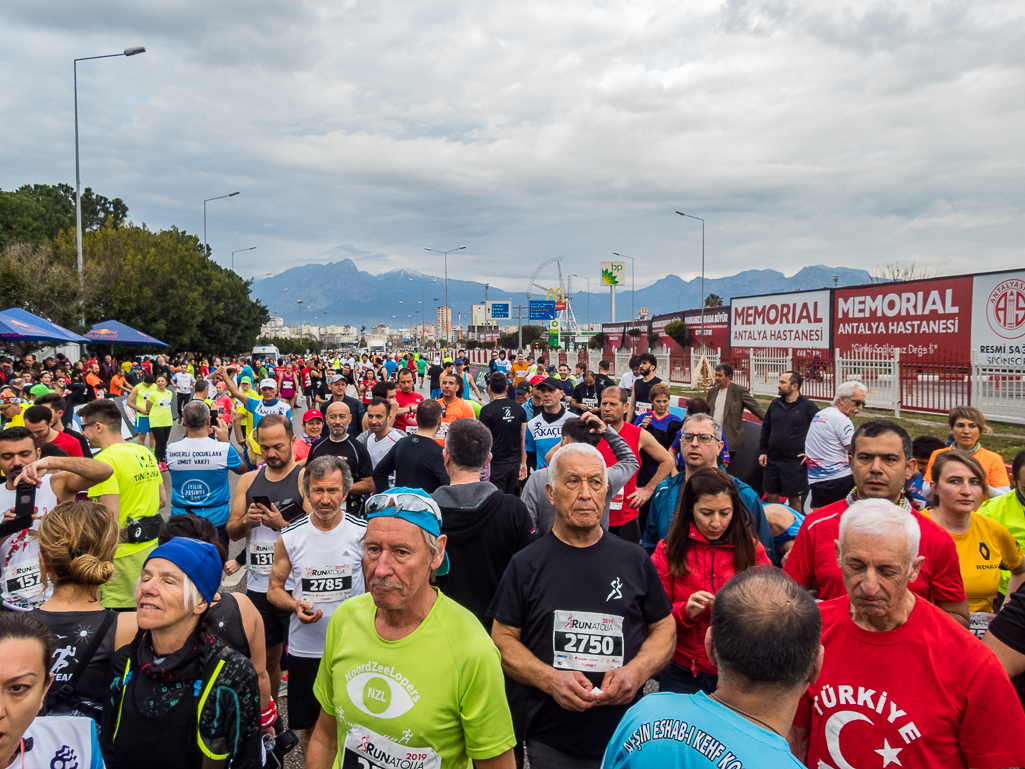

{"left": 372, "top": 399, "right": 449, "bottom": 493}
{"left": 757, "top": 370, "right": 820, "bottom": 512}
{"left": 432, "top": 418, "right": 536, "bottom": 630}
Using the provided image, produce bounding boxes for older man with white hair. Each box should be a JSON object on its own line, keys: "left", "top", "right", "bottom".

{"left": 788, "top": 498, "right": 1025, "bottom": 769}
{"left": 804, "top": 380, "right": 866, "bottom": 509}
{"left": 489, "top": 442, "right": 675, "bottom": 769}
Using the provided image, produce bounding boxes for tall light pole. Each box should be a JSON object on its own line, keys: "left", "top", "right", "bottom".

{"left": 297, "top": 299, "right": 304, "bottom": 336}
{"left": 74, "top": 46, "right": 146, "bottom": 288}
{"left": 408, "top": 276, "right": 435, "bottom": 343}
{"left": 203, "top": 191, "right": 240, "bottom": 256}
{"left": 572, "top": 274, "right": 590, "bottom": 328}
{"left": 231, "top": 245, "right": 256, "bottom": 273}
{"left": 424, "top": 246, "right": 465, "bottom": 341}
{"left": 676, "top": 212, "right": 705, "bottom": 347}
{"left": 611, "top": 252, "right": 636, "bottom": 322}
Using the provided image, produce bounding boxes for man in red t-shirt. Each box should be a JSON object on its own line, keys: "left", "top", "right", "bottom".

{"left": 23, "top": 405, "right": 84, "bottom": 457}
{"left": 785, "top": 418, "right": 969, "bottom": 627}
{"left": 598, "top": 385, "right": 672, "bottom": 542}
{"left": 393, "top": 368, "right": 423, "bottom": 434}
{"left": 791, "top": 498, "right": 1025, "bottom": 769}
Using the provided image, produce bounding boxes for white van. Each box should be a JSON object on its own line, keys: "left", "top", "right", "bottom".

{"left": 252, "top": 344, "right": 280, "bottom": 361}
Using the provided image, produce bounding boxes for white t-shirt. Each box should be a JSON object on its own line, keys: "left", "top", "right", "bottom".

{"left": 804, "top": 405, "right": 855, "bottom": 483}
{"left": 357, "top": 428, "right": 406, "bottom": 469}
{"left": 172, "top": 372, "right": 196, "bottom": 394}
{"left": 281, "top": 513, "right": 366, "bottom": 658}
{"left": 0, "top": 476, "right": 59, "bottom": 610}
{"left": 618, "top": 371, "right": 638, "bottom": 390}
{"left": 712, "top": 386, "right": 728, "bottom": 429}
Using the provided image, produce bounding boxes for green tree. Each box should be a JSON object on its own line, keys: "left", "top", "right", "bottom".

{"left": 705, "top": 293, "right": 724, "bottom": 307}
{"left": 663, "top": 320, "right": 689, "bottom": 348}
{"left": 588, "top": 331, "right": 606, "bottom": 350}
{"left": 0, "top": 184, "right": 127, "bottom": 251}
{"left": 498, "top": 324, "right": 547, "bottom": 350}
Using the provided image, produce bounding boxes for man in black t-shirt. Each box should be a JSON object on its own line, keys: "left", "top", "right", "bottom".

{"left": 478, "top": 373, "right": 528, "bottom": 495}
{"left": 595, "top": 359, "right": 615, "bottom": 391}
{"left": 628, "top": 352, "right": 661, "bottom": 421}
{"left": 570, "top": 370, "right": 602, "bottom": 417}
{"left": 489, "top": 443, "right": 675, "bottom": 768}
{"left": 427, "top": 358, "right": 444, "bottom": 399}
{"left": 308, "top": 401, "right": 374, "bottom": 514}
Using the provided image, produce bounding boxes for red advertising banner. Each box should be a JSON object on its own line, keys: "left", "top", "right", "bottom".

{"left": 834, "top": 276, "right": 972, "bottom": 362}
{"left": 602, "top": 323, "right": 625, "bottom": 348}
{"left": 683, "top": 308, "right": 730, "bottom": 351}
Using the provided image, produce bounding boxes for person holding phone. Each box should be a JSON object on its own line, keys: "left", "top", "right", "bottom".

{"left": 0, "top": 426, "right": 114, "bottom": 612}
{"left": 650, "top": 468, "right": 772, "bottom": 694}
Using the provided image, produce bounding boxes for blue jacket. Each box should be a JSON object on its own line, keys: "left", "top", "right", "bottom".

{"left": 642, "top": 472, "right": 779, "bottom": 566}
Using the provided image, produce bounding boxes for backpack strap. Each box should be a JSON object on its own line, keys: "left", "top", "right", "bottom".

{"left": 195, "top": 645, "right": 234, "bottom": 762}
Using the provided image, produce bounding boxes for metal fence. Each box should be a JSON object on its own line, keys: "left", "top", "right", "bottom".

{"left": 974, "top": 352, "right": 1025, "bottom": 425}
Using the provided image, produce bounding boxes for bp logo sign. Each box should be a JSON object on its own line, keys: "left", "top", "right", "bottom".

{"left": 986, "top": 278, "right": 1025, "bottom": 340}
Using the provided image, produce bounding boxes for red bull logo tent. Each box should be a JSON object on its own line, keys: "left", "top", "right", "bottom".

{"left": 0, "top": 308, "right": 90, "bottom": 343}
{"left": 84, "top": 320, "right": 168, "bottom": 347}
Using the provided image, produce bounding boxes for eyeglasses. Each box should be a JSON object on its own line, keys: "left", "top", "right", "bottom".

{"left": 849, "top": 398, "right": 865, "bottom": 407}
{"left": 680, "top": 432, "right": 717, "bottom": 444}
{"left": 82, "top": 419, "right": 118, "bottom": 429}
{"left": 365, "top": 492, "right": 441, "bottom": 522}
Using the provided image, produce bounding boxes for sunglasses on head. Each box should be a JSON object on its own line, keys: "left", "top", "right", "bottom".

{"left": 365, "top": 492, "right": 441, "bottom": 522}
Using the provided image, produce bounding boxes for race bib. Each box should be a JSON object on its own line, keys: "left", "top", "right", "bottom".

{"left": 582, "top": 397, "right": 598, "bottom": 408}
{"left": 250, "top": 541, "right": 275, "bottom": 576}
{"left": 610, "top": 492, "right": 623, "bottom": 511}
{"left": 970, "top": 612, "right": 997, "bottom": 640}
{"left": 435, "top": 422, "right": 451, "bottom": 439}
{"left": 405, "top": 425, "right": 419, "bottom": 435}
{"left": 342, "top": 726, "right": 440, "bottom": 769}
{"left": 4, "top": 560, "right": 42, "bottom": 601}
{"left": 635, "top": 401, "right": 652, "bottom": 415}
{"left": 302, "top": 564, "right": 352, "bottom": 603}
{"left": 552, "top": 610, "right": 624, "bottom": 673}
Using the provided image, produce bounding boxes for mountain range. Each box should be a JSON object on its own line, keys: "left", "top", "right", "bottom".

{"left": 250, "top": 260, "right": 873, "bottom": 328}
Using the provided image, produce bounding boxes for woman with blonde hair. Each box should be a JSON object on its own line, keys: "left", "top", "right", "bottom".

{"left": 925, "top": 406, "right": 1012, "bottom": 495}
{"left": 28, "top": 500, "right": 137, "bottom": 722}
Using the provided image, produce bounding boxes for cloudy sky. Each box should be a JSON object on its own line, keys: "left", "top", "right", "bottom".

{"left": 2, "top": 0, "right": 1023, "bottom": 293}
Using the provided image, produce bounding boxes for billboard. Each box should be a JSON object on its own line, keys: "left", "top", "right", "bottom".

{"left": 682, "top": 308, "right": 730, "bottom": 351}
{"left": 603, "top": 323, "right": 625, "bottom": 348}
{"left": 546, "top": 288, "right": 567, "bottom": 311}
{"left": 529, "top": 300, "right": 556, "bottom": 320}
{"left": 834, "top": 276, "right": 972, "bottom": 362}
{"left": 601, "top": 262, "right": 625, "bottom": 286}
{"left": 730, "top": 290, "right": 831, "bottom": 355}
{"left": 973, "top": 270, "right": 1025, "bottom": 366}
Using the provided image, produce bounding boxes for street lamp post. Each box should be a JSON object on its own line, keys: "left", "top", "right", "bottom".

{"left": 571, "top": 274, "right": 591, "bottom": 328}
{"left": 408, "top": 277, "right": 436, "bottom": 343}
{"left": 231, "top": 246, "right": 256, "bottom": 273}
{"left": 424, "top": 246, "right": 465, "bottom": 341}
{"left": 297, "top": 300, "right": 304, "bottom": 337}
{"left": 203, "top": 191, "right": 240, "bottom": 256}
{"left": 676, "top": 212, "right": 705, "bottom": 347}
{"left": 74, "top": 46, "right": 146, "bottom": 288}
{"left": 611, "top": 252, "right": 636, "bottom": 322}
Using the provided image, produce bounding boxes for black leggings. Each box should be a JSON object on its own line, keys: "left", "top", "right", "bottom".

{"left": 176, "top": 392, "right": 192, "bottom": 419}
{"left": 151, "top": 426, "right": 171, "bottom": 463}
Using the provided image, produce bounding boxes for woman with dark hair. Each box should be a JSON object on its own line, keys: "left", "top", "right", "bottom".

{"left": 651, "top": 467, "right": 771, "bottom": 694}
{"left": 0, "top": 613, "right": 104, "bottom": 769}
{"left": 158, "top": 515, "right": 273, "bottom": 721}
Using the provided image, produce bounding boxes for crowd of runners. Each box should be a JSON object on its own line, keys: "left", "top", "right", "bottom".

{"left": 1, "top": 345, "right": 1025, "bottom": 768}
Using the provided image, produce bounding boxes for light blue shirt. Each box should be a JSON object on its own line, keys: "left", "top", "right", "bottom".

{"left": 602, "top": 692, "right": 804, "bottom": 769}
{"left": 525, "top": 407, "right": 570, "bottom": 468}
{"left": 166, "top": 436, "right": 243, "bottom": 526}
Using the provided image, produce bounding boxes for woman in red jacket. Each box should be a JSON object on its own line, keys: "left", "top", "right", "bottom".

{"left": 651, "top": 467, "right": 771, "bottom": 693}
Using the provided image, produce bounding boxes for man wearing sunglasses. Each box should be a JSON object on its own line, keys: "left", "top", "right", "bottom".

{"left": 804, "top": 380, "right": 866, "bottom": 510}
{"left": 306, "top": 488, "right": 516, "bottom": 769}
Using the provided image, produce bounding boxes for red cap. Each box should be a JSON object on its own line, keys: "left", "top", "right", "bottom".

{"left": 302, "top": 409, "right": 324, "bottom": 422}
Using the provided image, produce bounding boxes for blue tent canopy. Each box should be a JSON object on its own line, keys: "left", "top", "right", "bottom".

{"left": 0, "top": 308, "right": 89, "bottom": 343}
{"left": 84, "top": 320, "right": 168, "bottom": 347}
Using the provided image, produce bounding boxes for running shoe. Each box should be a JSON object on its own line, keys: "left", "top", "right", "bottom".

{"left": 158, "top": 461, "right": 168, "bottom": 472}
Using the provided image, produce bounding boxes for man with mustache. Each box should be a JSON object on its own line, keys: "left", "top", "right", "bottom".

{"left": 305, "top": 488, "right": 516, "bottom": 769}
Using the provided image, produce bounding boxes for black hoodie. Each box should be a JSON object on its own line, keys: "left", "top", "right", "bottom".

{"left": 432, "top": 481, "right": 537, "bottom": 630}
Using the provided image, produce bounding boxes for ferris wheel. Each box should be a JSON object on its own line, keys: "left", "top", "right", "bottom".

{"left": 526, "top": 258, "right": 579, "bottom": 331}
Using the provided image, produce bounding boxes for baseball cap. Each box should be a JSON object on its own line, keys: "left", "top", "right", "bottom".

{"left": 454, "top": 358, "right": 464, "bottom": 365}
{"left": 529, "top": 374, "right": 546, "bottom": 386}
{"left": 30, "top": 384, "right": 50, "bottom": 397}
{"left": 239, "top": 376, "right": 252, "bottom": 384}
{"left": 259, "top": 378, "right": 277, "bottom": 390}
{"left": 144, "top": 537, "right": 222, "bottom": 604}
{"left": 515, "top": 382, "right": 531, "bottom": 394}
{"left": 303, "top": 409, "right": 324, "bottom": 422}
{"left": 535, "top": 376, "right": 563, "bottom": 391}
{"left": 364, "top": 488, "right": 449, "bottom": 576}
{"left": 328, "top": 374, "right": 345, "bottom": 384}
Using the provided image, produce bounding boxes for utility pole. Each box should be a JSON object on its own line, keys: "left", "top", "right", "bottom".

{"left": 514, "top": 304, "right": 529, "bottom": 350}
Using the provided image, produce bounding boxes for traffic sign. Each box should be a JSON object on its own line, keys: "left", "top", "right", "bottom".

{"left": 487, "top": 301, "right": 511, "bottom": 320}
{"left": 601, "top": 261, "right": 625, "bottom": 286}
{"left": 529, "top": 300, "right": 556, "bottom": 320}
